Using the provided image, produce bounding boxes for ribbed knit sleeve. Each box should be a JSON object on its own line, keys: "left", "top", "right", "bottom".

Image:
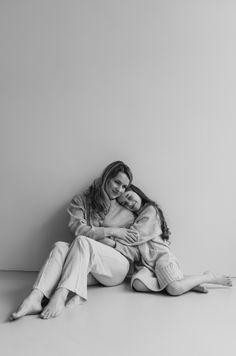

{"left": 116, "top": 205, "right": 162, "bottom": 247}
{"left": 67, "top": 194, "right": 108, "bottom": 240}
{"left": 131, "top": 205, "right": 162, "bottom": 240}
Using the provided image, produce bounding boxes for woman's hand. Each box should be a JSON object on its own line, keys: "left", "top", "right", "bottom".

{"left": 112, "top": 228, "right": 139, "bottom": 244}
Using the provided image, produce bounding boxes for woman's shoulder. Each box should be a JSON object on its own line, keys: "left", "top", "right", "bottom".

{"left": 70, "top": 192, "right": 87, "bottom": 208}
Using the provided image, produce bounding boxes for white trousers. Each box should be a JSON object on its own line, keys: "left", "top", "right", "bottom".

{"left": 33, "top": 236, "right": 130, "bottom": 300}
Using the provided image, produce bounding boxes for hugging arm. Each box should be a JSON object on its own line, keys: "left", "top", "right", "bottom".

{"left": 67, "top": 195, "right": 113, "bottom": 240}
{"left": 111, "top": 206, "right": 161, "bottom": 247}
{"left": 68, "top": 195, "right": 138, "bottom": 242}
{"left": 131, "top": 206, "right": 162, "bottom": 239}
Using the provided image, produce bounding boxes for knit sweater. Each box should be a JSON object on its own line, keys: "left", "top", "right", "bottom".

{"left": 67, "top": 193, "right": 135, "bottom": 239}
{"left": 115, "top": 205, "right": 170, "bottom": 270}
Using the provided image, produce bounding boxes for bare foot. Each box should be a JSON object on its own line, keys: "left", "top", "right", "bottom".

{"left": 192, "top": 285, "right": 209, "bottom": 293}
{"left": 9, "top": 289, "right": 44, "bottom": 321}
{"left": 66, "top": 295, "right": 84, "bottom": 308}
{"left": 40, "top": 288, "right": 68, "bottom": 319}
{"left": 204, "top": 271, "right": 232, "bottom": 286}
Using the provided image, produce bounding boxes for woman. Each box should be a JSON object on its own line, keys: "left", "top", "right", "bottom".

{"left": 10, "top": 161, "right": 139, "bottom": 320}
{"left": 104, "top": 185, "right": 232, "bottom": 295}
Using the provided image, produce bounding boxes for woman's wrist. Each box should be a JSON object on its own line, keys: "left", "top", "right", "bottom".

{"left": 104, "top": 228, "right": 115, "bottom": 237}
{"left": 105, "top": 227, "right": 118, "bottom": 238}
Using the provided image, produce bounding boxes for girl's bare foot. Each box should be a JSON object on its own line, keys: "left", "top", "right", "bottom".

{"left": 192, "top": 285, "right": 209, "bottom": 293}
{"left": 40, "top": 287, "right": 68, "bottom": 319}
{"left": 9, "top": 289, "right": 44, "bottom": 321}
{"left": 204, "top": 271, "right": 232, "bottom": 286}
{"left": 66, "top": 295, "right": 84, "bottom": 308}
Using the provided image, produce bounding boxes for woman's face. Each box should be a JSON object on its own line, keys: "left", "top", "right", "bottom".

{"left": 118, "top": 191, "right": 142, "bottom": 212}
{"left": 105, "top": 172, "right": 130, "bottom": 200}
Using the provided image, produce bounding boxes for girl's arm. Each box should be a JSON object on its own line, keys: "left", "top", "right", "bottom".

{"left": 115, "top": 205, "right": 161, "bottom": 246}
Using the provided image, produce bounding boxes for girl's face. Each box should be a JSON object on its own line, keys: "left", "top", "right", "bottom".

{"left": 118, "top": 191, "right": 142, "bottom": 212}
{"left": 105, "top": 172, "right": 130, "bottom": 200}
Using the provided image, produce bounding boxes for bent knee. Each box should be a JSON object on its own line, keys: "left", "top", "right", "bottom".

{"left": 54, "top": 241, "right": 69, "bottom": 250}
{"left": 74, "top": 235, "right": 89, "bottom": 244}
{"left": 166, "top": 281, "right": 184, "bottom": 296}
{"left": 132, "top": 279, "right": 149, "bottom": 292}
{"left": 95, "top": 271, "right": 127, "bottom": 287}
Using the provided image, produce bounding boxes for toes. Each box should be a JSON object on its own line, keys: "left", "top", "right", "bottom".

{"left": 9, "top": 308, "right": 25, "bottom": 321}
{"left": 40, "top": 307, "right": 56, "bottom": 319}
{"left": 40, "top": 309, "right": 49, "bottom": 319}
{"left": 43, "top": 311, "right": 50, "bottom": 319}
{"left": 223, "top": 276, "right": 232, "bottom": 286}
{"left": 9, "top": 314, "right": 16, "bottom": 321}
{"left": 41, "top": 313, "right": 49, "bottom": 319}
{"left": 11, "top": 308, "right": 23, "bottom": 319}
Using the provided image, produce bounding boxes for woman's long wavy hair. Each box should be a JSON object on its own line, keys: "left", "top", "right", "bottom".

{"left": 85, "top": 161, "right": 133, "bottom": 219}
{"left": 130, "top": 184, "right": 171, "bottom": 242}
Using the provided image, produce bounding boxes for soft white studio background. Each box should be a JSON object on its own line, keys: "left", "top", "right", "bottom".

{"left": 0, "top": 0, "right": 235, "bottom": 274}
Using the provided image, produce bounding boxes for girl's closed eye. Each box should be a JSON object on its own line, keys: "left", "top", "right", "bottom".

{"left": 118, "top": 191, "right": 142, "bottom": 212}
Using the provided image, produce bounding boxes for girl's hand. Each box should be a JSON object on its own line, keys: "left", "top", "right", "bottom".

{"left": 112, "top": 228, "right": 139, "bottom": 244}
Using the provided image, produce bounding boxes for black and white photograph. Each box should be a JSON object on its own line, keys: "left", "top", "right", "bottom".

{"left": 1, "top": 1, "right": 235, "bottom": 355}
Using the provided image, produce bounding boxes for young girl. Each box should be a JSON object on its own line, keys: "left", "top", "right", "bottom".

{"left": 103, "top": 185, "right": 232, "bottom": 296}
{"left": 10, "top": 161, "right": 139, "bottom": 320}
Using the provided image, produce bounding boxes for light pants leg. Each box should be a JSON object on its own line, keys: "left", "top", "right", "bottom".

{"left": 33, "top": 236, "right": 130, "bottom": 301}
{"left": 58, "top": 236, "right": 130, "bottom": 300}
{"left": 33, "top": 241, "right": 98, "bottom": 298}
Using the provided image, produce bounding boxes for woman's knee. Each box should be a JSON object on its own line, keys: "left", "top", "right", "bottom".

{"left": 49, "top": 241, "right": 69, "bottom": 261}
{"left": 166, "top": 280, "right": 184, "bottom": 296}
{"left": 94, "top": 257, "right": 129, "bottom": 287}
{"left": 53, "top": 241, "right": 69, "bottom": 251}
{"left": 74, "top": 235, "right": 89, "bottom": 245}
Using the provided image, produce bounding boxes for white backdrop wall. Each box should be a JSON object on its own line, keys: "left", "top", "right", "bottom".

{"left": 1, "top": 0, "right": 236, "bottom": 274}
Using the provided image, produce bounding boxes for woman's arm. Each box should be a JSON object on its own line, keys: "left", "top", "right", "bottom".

{"left": 67, "top": 195, "right": 138, "bottom": 242}
{"left": 68, "top": 205, "right": 113, "bottom": 240}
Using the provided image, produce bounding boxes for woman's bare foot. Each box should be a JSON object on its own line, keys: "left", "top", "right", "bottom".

{"left": 9, "top": 289, "right": 44, "bottom": 321}
{"left": 40, "top": 287, "right": 68, "bottom": 319}
{"left": 204, "top": 271, "right": 232, "bottom": 286}
{"left": 192, "top": 285, "right": 209, "bottom": 293}
{"left": 66, "top": 295, "right": 84, "bottom": 308}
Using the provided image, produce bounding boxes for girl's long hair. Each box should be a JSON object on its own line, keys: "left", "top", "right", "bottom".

{"left": 85, "top": 161, "right": 133, "bottom": 219}
{"left": 130, "top": 184, "right": 171, "bottom": 241}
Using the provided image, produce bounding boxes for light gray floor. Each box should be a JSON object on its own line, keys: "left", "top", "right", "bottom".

{"left": 0, "top": 271, "right": 235, "bottom": 356}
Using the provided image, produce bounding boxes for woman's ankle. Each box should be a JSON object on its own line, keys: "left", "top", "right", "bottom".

{"left": 31, "top": 288, "right": 44, "bottom": 301}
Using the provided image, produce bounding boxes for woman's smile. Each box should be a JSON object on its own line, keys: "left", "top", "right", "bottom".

{"left": 105, "top": 172, "right": 130, "bottom": 200}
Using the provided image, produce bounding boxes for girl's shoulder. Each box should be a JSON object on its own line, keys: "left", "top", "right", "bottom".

{"left": 138, "top": 204, "right": 162, "bottom": 225}
{"left": 135, "top": 204, "right": 158, "bottom": 222}
{"left": 141, "top": 204, "right": 157, "bottom": 216}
